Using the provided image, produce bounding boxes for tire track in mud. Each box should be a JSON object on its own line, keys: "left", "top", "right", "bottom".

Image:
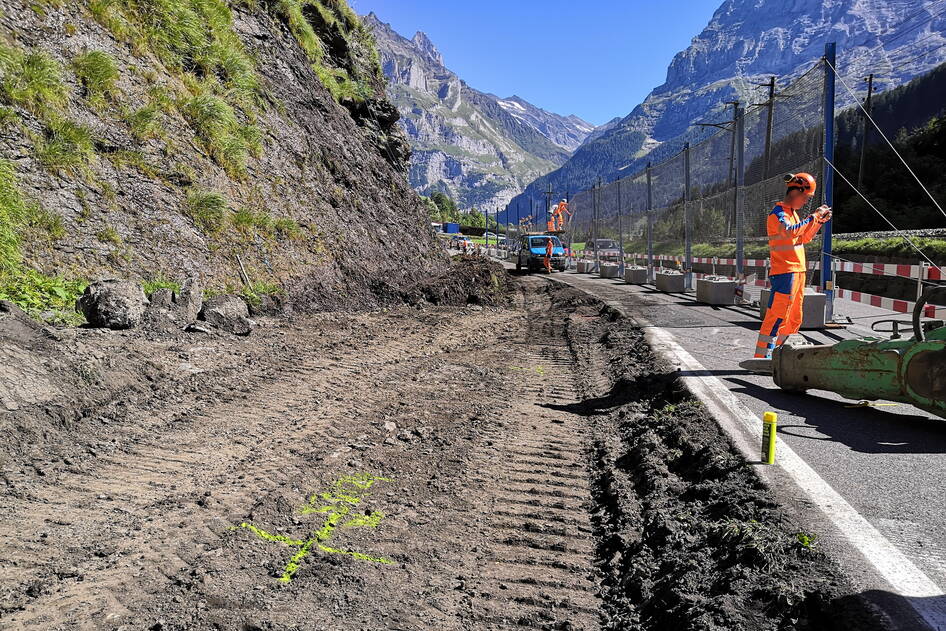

{"left": 2, "top": 279, "right": 610, "bottom": 630}
{"left": 0, "top": 309, "right": 519, "bottom": 629}
{"left": 461, "top": 278, "right": 600, "bottom": 630}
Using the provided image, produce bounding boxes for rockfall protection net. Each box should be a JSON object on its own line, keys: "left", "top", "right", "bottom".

{"left": 568, "top": 61, "right": 826, "bottom": 274}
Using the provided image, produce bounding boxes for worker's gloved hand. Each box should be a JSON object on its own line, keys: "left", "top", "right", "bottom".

{"left": 813, "top": 205, "right": 832, "bottom": 224}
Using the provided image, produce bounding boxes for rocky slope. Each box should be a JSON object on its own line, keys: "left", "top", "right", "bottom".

{"left": 506, "top": 0, "right": 946, "bottom": 219}
{"left": 364, "top": 13, "right": 594, "bottom": 212}
{"left": 0, "top": 0, "right": 446, "bottom": 321}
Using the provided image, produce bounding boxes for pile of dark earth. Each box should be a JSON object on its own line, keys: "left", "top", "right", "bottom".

{"left": 0, "top": 266, "right": 886, "bottom": 630}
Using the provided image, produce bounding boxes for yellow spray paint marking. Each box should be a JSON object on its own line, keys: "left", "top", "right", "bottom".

{"left": 236, "top": 473, "right": 393, "bottom": 583}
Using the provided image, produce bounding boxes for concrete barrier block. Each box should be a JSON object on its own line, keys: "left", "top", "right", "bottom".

{"left": 759, "top": 287, "right": 827, "bottom": 329}
{"left": 600, "top": 263, "right": 621, "bottom": 279}
{"left": 696, "top": 278, "right": 737, "bottom": 305}
{"left": 655, "top": 271, "right": 686, "bottom": 293}
{"left": 624, "top": 266, "right": 648, "bottom": 284}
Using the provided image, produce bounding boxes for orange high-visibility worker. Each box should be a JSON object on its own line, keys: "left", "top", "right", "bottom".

{"left": 544, "top": 237, "right": 554, "bottom": 273}
{"left": 554, "top": 199, "right": 571, "bottom": 231}
{"left": 753, "top": 173, "right": 832, "bottom": 358}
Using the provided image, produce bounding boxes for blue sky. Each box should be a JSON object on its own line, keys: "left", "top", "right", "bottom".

{"left": 350, "top": 0, "right": 723, "bottom": 126}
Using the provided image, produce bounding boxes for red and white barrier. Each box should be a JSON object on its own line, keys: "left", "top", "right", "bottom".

{"left": 836, "top": 288, "right": 946, "bottom": 319}
{"left": 832, "top": 261, "right": 943, "bottom": 282}
{"left": 572, "top": 252, "right": 946, "bottom": 311}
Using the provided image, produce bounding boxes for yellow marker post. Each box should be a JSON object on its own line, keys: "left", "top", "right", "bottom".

{"left": 761, "top": 412, "right": 777, "bottom": 464}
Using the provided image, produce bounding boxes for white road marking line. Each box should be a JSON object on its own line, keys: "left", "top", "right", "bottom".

{"left": 523, "top": 269, "right": 946, "bottom": 628}
{"left": 541, "top": 274, "right": 946, "bottom": 629}
{"left": 645, "top": 324, "right": 946, "bottom": 631}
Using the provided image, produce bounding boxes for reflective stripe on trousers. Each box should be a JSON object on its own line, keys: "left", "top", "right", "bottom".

{"left": 753, "top": 272, "right": 805, "bottom": 358}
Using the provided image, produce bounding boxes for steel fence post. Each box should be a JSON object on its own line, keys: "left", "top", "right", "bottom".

{"left": 821, "top": 42, "right": 837, "bottom": 320}
{"left": 646, "top": 163, "right": 654, "bottom": 283}
{"left": 734, "top": 103, "right": 745, "bottom": 278}
{"left": 684, "top": 143, "right": 692, "bottom": 290}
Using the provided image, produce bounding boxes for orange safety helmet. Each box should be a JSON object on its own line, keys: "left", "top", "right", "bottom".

{"left": 784, "top": 172, "right": 816, "bottom": 194}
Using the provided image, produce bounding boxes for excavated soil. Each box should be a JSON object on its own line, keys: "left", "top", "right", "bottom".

{"left": 0, "top": 270, "right": 884, "bottom": 630}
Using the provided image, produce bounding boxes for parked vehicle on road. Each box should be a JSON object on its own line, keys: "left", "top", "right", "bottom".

{"left": 593, "top": 239, "right": 622, "bottom": 262}
{"left": 516, "top": 235, "right": 566, "bottom": 272}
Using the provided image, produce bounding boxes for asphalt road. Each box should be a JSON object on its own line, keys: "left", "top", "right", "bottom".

{"left": 498, "top": 258, "right": 946, "bottom": 629}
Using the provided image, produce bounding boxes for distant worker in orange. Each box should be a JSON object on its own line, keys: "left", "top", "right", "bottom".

{"left": 553, "top": 198, "right": 571, "bottom": 231}
{"left": 546, "top": 210, "right": 556, "bottom": 232}
{"left": 753, "top": 173, "right": 832, "bottom": 358}
{"left": 544, "top": 237, "right": 553, "bottom": 273}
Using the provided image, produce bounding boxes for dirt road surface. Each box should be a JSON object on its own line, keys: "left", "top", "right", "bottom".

{"left": 0, "top": 274, "right": 882, "bottom": 630}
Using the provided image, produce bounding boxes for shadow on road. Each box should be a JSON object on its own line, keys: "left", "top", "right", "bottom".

{"left": 724, "top": 377, "right": 946, "bottom": 454}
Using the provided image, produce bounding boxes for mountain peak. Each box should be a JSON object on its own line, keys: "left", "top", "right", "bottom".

{"left": 411, "top": 31, "right": 443, "bottom": 67}
{"left": 368, "top": 14, "right": 595, "bottom": 211}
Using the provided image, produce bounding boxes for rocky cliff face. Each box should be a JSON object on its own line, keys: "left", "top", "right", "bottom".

{"left": 0, "top": 0, "right": 445, "bottom": 319}
{"left": 507, "top": 0, "right": 946, "bottom": 219}
{"left": 364, "top": 13, "right": 594, "bottom": 212}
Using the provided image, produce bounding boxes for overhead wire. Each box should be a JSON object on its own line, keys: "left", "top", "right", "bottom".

{"left": 892, "top": 40, "right": 946, "bottom": 68}
{"left": 826, "top": 56, "right": 946, "bottom": 221}
{"left": 823, "top": 155, "right": 943, "bottom": 273}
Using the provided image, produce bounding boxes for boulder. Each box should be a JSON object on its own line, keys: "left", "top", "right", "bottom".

{"left": 199, "top": 295, "right": 253, "bottom": 336}
{"left": 174, "top": 278, "right": 203, "bottom": 323}
{"left": 148, "top": 288, "right": 175, "bottom": 310}
{"left": 77, "top": 280, "right": 149, "bottom": 330}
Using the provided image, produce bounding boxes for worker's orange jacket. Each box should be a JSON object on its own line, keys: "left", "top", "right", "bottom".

{"left": 767, "top": 202, "right": 822, "bottom": 275}
{"left": 545, "top": 240, "right": 553, "bottom": 256}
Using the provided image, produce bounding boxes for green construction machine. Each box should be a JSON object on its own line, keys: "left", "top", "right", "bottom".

{"left": 741, "top": 286, "right": 946, "bottom": 419}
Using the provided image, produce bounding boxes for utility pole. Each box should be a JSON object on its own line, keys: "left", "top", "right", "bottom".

{"left": 822, "top": 42, "right": 838, "bottom": 321}
{"left": 761, "top": 77, "right": 776, "bottom": 179}
{"left": 543, "top": 182, "right": 554, "bottom": 231}
{"left": 856, "top": 73, "right": 874, "bottom": 191}
{"left": 733, "top": 103, "right": 745, "bottom": 277}
{"left": 684, "top": 142, "right": 692, "bottom": 290}
{"left": 726, "top": 100, "right": 739, "bottom": 188}
{"left": 696, "top": 104, "right": 739, "bottom": 236}
{"left": 617, "top": 178, "right": 624, "bottom": 274}
{"left": 726, "top": 100, "right": 739, "bottom": 236}
{"left": 646, "top": 164, "right": 654, "bottom": 282}
{"left": 593, "top": 179, "right": 600, "bottom": 268}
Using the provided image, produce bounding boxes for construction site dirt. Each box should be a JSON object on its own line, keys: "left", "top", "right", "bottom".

{"left": 0, "top": 264, "right": 886, "bottom": 630}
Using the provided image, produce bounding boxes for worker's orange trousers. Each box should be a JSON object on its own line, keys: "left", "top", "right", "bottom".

{"left": 754, "top": 272, "right": 804, "bottom": 358}
{"left": 544, "top": 256, "right": 552, "bottom": 273}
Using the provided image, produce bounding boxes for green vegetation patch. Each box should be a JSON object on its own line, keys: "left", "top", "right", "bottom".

{"left": 232, "top": 207, "right": 302, "bottom": 240}
{"left": 0, "top": 160, "right": 84, "bottom": 322}
{"left": 271, "top": 0, "right": 380, "bottom": 103}
{"left": 36, "top": 117, "right": 95, "bottom": 173}
{"left": 183, "top": 91, "right": 261, "bottom": 177}
{"left": 89, "top": 0, "right": 265, "bottom": 176}
{"left": 0, "top": 45, "right": 68, "bottom": 115}
{"left": 143, "top": 275, "right": 181, "bottom": 294}
{"left": 0, "top": 43, "right": 98, "bottom": 174}
{"left": 185, "top": 188, "right": 230, "bottom": 235}
{"left": 237, "top": 280, "right": 282, "bottom": 307}
{"left": 72, "top": 50, "right": 119, "bottom": 109}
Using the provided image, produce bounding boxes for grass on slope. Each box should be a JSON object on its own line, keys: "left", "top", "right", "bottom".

{"left": 0, "top": 160, "right": 86, "bottom": 323}
{"left": 89, "top": 0, "right": 264, "bottom": 177}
